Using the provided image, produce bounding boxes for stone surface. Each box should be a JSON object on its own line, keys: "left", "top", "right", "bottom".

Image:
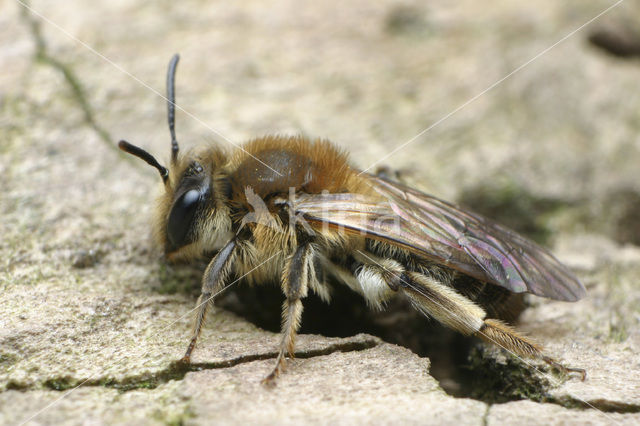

{"left": 2, "top": 0, "right": 640, "bottom": 425}
{"left": 181, "top": 345, "right": 486, "bottom": 426}
{"left": 487, "top": 400, "right": 638, "bottom": 426}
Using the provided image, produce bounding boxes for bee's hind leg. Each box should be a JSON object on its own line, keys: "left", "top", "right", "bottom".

{"left": 480, "top": 319, "right": 587, "bottom": 380}
{"left": 400, "top": 272, "right": 586, "bottom": 380}
{"left": 262, "top": 243, "right": 313, "bottom": 386}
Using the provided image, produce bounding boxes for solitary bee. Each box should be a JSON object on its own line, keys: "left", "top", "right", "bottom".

{"left": 119, "top": 54, "right": 586, "bottom": 384}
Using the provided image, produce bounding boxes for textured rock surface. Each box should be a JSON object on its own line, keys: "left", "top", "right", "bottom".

{"left": 2, "top": 0, "right": 640, "bottom": 425}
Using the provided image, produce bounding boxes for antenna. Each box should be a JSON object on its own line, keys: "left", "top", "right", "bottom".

{"left": 118, "top": 140, "right": 169, "bottom": 183}
{"left": 167, "top": 54, "right": 180, "bottom": 163}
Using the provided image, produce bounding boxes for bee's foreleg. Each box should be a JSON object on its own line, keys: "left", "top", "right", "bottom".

{"left": 400, "top": 272, "right": 585, "bottom": 379}
{"left": 180, "top": 239, "right": 237, "bottom": 364}
{"left": 262, "top": 242, "right": 313, "bottom": 385}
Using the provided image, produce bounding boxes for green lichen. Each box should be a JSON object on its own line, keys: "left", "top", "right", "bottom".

{"left": 385, "top": 5, "right": 433, "bottom": 38}
{"left": 154, "top": 263, "right": 202, "bottom": 296}
{"left": 43, "top": 377, "right": 76, "bottom": 391}
{"left": 19, "top": 3, "right": 125, "bottom": 158}
{"left": 156, "top": 405, "right": 196, "bottom": 426}
{"left": 0, "top": 353, "right": 19, "bottom": 367}
{"left": 608, "top": 320, "right": 628, "bottom": 344}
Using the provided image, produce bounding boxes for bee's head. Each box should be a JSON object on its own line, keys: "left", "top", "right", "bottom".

{"left": 119, "top": 54, "right": 232, "bottom": 261}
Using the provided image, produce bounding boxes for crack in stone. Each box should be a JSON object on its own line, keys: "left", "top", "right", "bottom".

{"left": 453, "top": 347, "right": 640, "bottom": 415}
{"left": 547, "top": 396, "right": 640, "bottom": 414}
{"left": 480, "top": 395, "right": 640, "bottom": 419}
{"left": 6, "top": 338, "right": 379, "bottom": 393}
{"left": 481, "top": 398, "right": 640, "bottom": 421}
{"left": 19, "top": 3, "right": 117, "bottom": 154}
{"left": 481, "top": 404, "right": 490, "bottom": 426}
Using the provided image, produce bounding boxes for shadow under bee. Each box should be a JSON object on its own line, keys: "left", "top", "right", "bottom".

{"left": 156, "top": 261, "right": 542, "bottom": 402}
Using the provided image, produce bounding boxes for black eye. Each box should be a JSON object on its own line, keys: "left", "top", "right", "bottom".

{"left": 167, "top": 188, "right": 202, "bottom": 250}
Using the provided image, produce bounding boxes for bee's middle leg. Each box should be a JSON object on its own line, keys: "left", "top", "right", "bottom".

{"left": 262, "top": 243, "right": 313, "bottom": 385}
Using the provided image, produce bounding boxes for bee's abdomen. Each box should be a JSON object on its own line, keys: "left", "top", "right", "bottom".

{"left": 452, "top": 275, "right": 526, "bottom": 322}
{"left": 364, "top": 239, "right": 525, "bottom": 322}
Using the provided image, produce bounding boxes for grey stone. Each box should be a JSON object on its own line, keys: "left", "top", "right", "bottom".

{"left": 2, "top": 0, "right": 640, "bottom": 425}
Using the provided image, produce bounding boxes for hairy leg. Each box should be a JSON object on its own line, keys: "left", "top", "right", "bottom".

{"left": 180, "top": 239, "right": 237, "bottom": 363}
{"left": 401, "top": 271, "right": 585, "bottom": 379}
{"left": 262, "top": 243, "right": 313, "bottom": 385}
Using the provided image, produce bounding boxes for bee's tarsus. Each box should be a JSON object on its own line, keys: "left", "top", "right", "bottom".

{"left": 261, "top": 371, "right": 279, "bottom": 387}
{"left": 264, "top": 352, "right": 288, "bottom": 385}
{"left": 543, "top": 356, "right": 587, "bottom": 380}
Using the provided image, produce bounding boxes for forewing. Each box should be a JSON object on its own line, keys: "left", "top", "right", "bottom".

{"left": 293, "top": 176, "right": 585, "bottom": 302}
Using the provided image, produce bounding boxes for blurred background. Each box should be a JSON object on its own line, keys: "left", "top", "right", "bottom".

{"left": 2, "top": 0, "right": 640, "bottom": 422}
{"left": 4, "top": 1, "right": 640, "bottom": 243}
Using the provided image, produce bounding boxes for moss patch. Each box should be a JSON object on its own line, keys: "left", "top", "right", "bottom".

{"left": 456, "top": 346, "right": 556, "bottom": 404}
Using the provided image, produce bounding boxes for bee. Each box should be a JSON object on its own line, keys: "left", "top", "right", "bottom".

{"left": 119, "top": 54, "right": 586, "bottom": 384}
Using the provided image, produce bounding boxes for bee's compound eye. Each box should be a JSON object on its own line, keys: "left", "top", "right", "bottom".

{"left": 167, "top": 188, "right": 201, "bottom": 250}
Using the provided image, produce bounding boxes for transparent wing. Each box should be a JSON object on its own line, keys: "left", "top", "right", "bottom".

{"left": 293, "top": 175, "right": 585, "bottom": 301}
